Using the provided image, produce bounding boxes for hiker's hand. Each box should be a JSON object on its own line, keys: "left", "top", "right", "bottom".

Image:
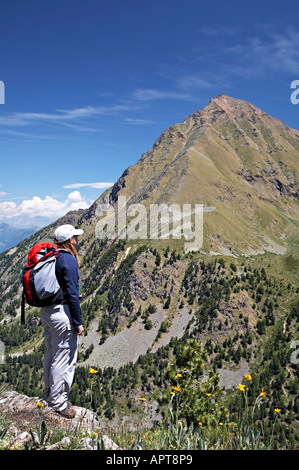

{"left": 75, "top": 325, "right": 84, "bottom": 336}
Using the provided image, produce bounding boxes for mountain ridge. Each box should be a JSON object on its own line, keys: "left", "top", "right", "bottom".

{"left": 0, "top": 222, "right": 37, "bottom": 254}
{"left": 91, "top": 94, "right": 298, "bottom": 256}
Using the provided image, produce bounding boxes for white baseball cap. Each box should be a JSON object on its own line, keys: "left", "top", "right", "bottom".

{"left": 53, "top": 224, "right": 84, "bottom": 243}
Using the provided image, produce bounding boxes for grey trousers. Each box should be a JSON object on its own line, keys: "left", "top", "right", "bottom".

{"left": 40, "top": 303, "right": 77, "bottom": 411}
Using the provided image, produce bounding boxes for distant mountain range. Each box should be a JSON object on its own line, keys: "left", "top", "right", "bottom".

{"left": 0, "top": 222, "right": 37, "bottom": 253}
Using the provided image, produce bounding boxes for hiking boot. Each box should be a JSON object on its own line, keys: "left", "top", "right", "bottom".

{"left": 56, "top": 403, "right": 76, "bottom": 419}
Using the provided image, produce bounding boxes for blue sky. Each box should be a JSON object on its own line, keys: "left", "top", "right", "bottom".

{"left": 0, "top": 0, "right": 298, "bottom": 228}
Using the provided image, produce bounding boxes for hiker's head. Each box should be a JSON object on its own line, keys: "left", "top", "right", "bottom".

{"left": 53, "top": 225, "right": 84, "bottom": 266}
{"left": 53, "top": 224, "right": 84, "bottom": 244}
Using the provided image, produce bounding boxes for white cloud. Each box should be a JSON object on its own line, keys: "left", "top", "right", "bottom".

{"left": 0, "top": 185, "right": 6, "bottom": 198}
{"left": 0, "top": 191, "right": 90, "bottom": 222}
{"left": 176, "top": 75, "right": 215, "bottom": 91}
{"left": 222, "top": 26, "right": 299, "bottom": 77}
{"left": 63, "top": 182, "right": 114, "bottom": 189}
{"left": 124, "top": 118, "right": 154, "bottom": 125}
{"left": 0, "top": 104, "right": 140, "bottom": 128}
{"left": 132, "top": 88, "right": 192, "bottom": 101}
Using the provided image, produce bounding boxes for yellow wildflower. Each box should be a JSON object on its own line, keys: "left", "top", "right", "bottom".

{"left": 36, "top": 401, "right": 44, "bottom": 408}
{"left": 171, "top": 385, "right": 181, "bottom": 392}
{"left": 206, "top": 393, "right": 212, "bottom": 396}
{"left": 238, "top": 384, "right": 246, "bottom": 392}
{"left": 244, "top": 374, "right": 252, "bottom": 381}
{"left": 259, "top": 389, "right": 267, "bottom": 399}
{"left": 139, "top": 397, "right": 146, "bottom": 401}
{"left": 89, "top": 367, "right": 98, "bottom": 374}
{"left": 177, "top": 373, "right": 183, "bottom": 378}
{"left": 170, "top": 391, "right": 174, "bottom": 395}
{"left": 274, "top": 408, "right": 281, "bottom": 413}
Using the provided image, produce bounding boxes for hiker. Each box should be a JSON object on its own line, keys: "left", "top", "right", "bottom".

{"left": 40, "top": 224, "right": 84, "bottom": 418}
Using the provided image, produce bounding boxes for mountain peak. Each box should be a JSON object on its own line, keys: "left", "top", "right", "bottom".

{"left": 209, "top": 93, "right": 256, "bottom": 108}
{"left": 185, "top": 94, "right": 286, "bottom": 132}
{"left": 203, "top": 94, "right": 266, "bottom": 120}
{"left": 96, "top": 94, "right": 298, "bottom": 256}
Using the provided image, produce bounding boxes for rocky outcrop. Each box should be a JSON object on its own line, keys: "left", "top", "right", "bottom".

{"left": 0, "top": 391, "right": 120, "bottom": 450}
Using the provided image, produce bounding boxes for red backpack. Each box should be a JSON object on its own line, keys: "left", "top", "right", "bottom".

{"left": 21, "top": 242, "right": 64, "bottom": 324}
